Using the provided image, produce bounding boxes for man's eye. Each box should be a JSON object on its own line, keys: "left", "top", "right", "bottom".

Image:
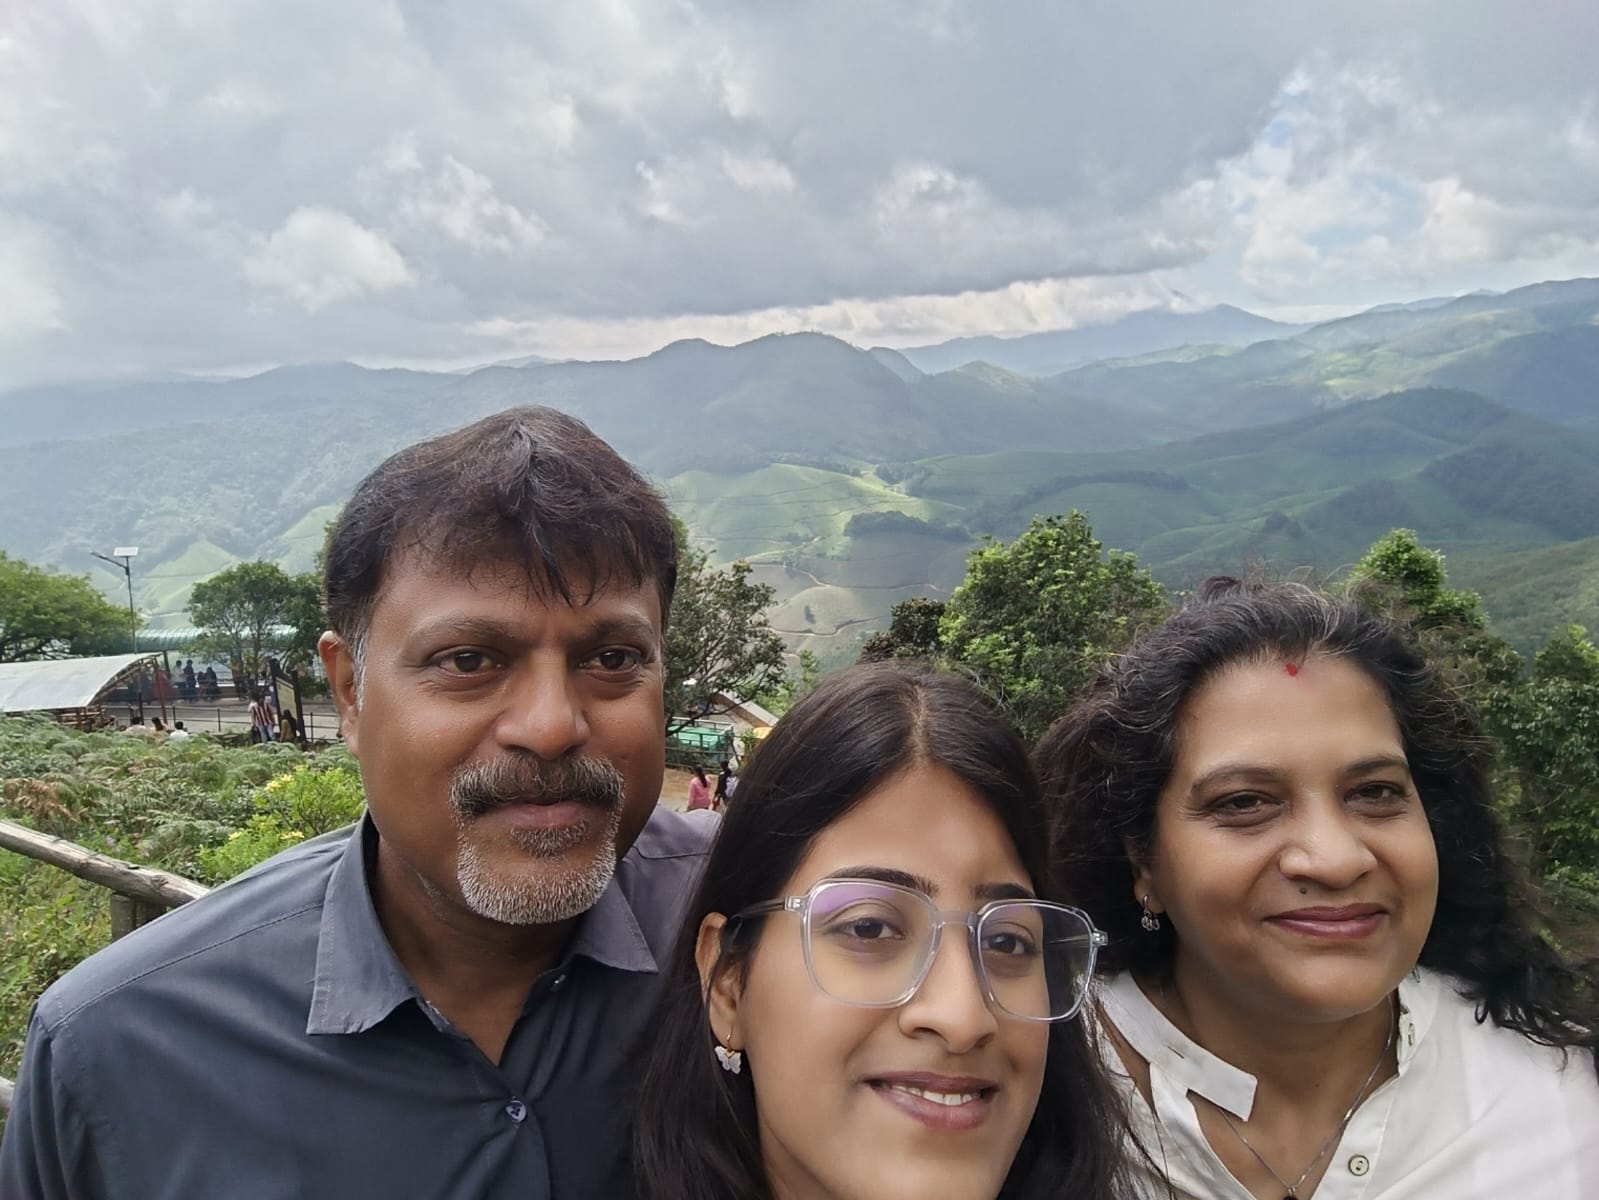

{"left": 591, "top": 648, "right": 643, "bottom": 672}
{"left": 438, "top": 651, "right": 490, "bottom": 675}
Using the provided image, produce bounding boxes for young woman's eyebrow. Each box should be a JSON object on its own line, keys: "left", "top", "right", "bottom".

{"left": 820, "top": 865, "right": 937, "bottom": 895}
{"left": 975, "top": 882, "right": 1036, "bottom": 903}
{"left": 818, "top": 868, "right": 1036, "bottom": 904}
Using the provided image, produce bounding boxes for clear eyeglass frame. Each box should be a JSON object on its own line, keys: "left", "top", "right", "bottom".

{"left": 727, "top": 877, "right": 1108, "bottom": 1023}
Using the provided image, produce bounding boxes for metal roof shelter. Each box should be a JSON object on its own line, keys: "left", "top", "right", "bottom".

{"left": 0, "top": 654, "right": 160, "bottom": 716}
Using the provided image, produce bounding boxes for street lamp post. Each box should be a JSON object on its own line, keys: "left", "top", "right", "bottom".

{"left": 91, "top": 546, "right": 142, "bottom": 720}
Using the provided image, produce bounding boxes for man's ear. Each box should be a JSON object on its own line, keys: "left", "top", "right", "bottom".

{"left": 696, "top": 913, "right": 744, "bottom": 1050}
{"left": 318, "top": 631, "right": 362, "bottom": 756}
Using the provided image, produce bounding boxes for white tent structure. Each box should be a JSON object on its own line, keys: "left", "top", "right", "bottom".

{"left": 0, "top": 654, "right": 159, "bottom": 719}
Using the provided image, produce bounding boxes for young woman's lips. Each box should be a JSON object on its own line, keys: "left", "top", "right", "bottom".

{"left": 1267, "top": 904, "right": 1386, "bottom": 940}
{"left": 865, "top": 1072, "right": 999, "bottom": 1133}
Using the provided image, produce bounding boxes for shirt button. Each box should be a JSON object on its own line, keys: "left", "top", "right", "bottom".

{"left": 1348, "top": 1154, "right": 1371, "bottom": 1177}
{"left": 505, "top": 1100, "right": 527, "bottom": 1123}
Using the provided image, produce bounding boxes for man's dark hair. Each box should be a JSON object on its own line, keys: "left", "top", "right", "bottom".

{"left": 1036, "top": 576, "right": 1599, "bottom": 1077}
{"left": 636, "top": 661, "right": 1141, "bottom": 1200}
{"left": 324, "top": 406, "right": 678, "bottom": 663}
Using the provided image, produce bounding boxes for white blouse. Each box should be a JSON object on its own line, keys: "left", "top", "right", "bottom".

{"left": 1097, "top": 969, "right": 1599, "bottom": 1199}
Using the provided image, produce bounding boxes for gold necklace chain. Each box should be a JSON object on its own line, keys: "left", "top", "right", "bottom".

{"left": 1211, "top": 994, "right": 1396, "bottom": 1200}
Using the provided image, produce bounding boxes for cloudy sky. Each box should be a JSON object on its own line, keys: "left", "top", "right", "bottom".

{"left": 3, "top": 0, "right": 1597, "bottom": 386}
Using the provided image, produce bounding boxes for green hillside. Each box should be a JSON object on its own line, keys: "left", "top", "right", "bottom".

{"left": 0, "top": 282, "right": 1594, "bottom": 648}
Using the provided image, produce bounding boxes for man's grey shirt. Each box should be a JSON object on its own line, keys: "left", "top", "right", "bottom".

{"left": 0, "top": 805, "right": 714, "bottom": 1199}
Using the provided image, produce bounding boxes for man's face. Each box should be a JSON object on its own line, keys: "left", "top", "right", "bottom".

{"left": 323, "top": 552, "right": 666, "bottom": 928}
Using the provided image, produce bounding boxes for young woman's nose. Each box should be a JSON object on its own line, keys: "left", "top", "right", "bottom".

{"left": 895, "top": 934, "right": 1000, "bottom": 1052}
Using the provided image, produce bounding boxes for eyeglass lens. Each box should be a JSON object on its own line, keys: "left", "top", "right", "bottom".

{"left": 804, "top": 880, "right": 1096, "bottom": 1020}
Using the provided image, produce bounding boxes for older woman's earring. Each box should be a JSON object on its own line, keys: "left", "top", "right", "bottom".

{"left": 714, "top": 1041, "right": 743, "bottom": 1075}
{"left": 1139, "top": 895, "right": 1162, "bottom": 932}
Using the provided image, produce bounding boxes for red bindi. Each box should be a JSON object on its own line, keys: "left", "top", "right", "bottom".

{"left": 1284, "top": 662, "right": 1300, "bottom": 676}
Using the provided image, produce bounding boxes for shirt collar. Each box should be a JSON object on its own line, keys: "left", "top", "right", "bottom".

{"left": 1100, "top": 969, "right": 1436, "bottom": 1122}
{"left": 564, "top": 867, "right": 660, "bottom": 975}
{"left": 306, "top": 816, "right": 418, "bottom": 1035}
{"left": 306, "top": 814, "right": 661, "bottom": 1035}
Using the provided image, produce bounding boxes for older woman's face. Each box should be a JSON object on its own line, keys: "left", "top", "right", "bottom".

{"left": 1134, "top": 654, "right": 1438, "bottom": 1025}
{"left": 704, "top": 763, "right": 1048, "bottom": 1200}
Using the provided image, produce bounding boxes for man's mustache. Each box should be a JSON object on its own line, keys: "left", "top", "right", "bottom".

{"left": 449, "top": 754, "right": 625, "bottom": 819}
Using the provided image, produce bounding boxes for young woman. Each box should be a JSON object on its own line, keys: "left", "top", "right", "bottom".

{"left": 687, "top": 764, "right": 714, "bottom": 811}
{"left": 636, "top": 662, "right": 1139, "bottom": 1200}
{"left": 1038, "top": 578, "right": 1599, "bottom": 1200}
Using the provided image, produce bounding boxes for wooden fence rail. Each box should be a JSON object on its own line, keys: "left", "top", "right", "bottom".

{"left": 0, "top": 817, "right": 211, "bottom": 1115}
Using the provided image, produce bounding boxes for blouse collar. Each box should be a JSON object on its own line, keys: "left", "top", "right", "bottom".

{"left": 1099, "top": 967, "right": 1439, "bottom": 1122}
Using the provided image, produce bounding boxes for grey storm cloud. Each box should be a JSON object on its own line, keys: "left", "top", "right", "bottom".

{"left": 1, "top": 0, "right": 1596, "bottom": 383}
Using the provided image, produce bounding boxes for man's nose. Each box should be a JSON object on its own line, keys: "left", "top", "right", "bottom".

{"left": 494, "top": 664, "right": 590, "bottom": 759}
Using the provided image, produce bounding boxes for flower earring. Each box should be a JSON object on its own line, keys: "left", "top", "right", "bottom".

{"left": 714, "top": 1040, "right": 743, "bottom": 1075}
{"left": 1139, "top": 895, "right": 1162, "bottom": 932}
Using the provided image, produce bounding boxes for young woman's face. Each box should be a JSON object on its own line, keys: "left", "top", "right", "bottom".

{"left": 1134, "top": 654, "right": 1439, "bottom": 1025}
{"left": 707, "top": 762, "right": 1049, "bottom": 1200}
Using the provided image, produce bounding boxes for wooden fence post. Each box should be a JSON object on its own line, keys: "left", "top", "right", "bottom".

{"left": 108, "top": 893, "right": 166, "bottom": 940}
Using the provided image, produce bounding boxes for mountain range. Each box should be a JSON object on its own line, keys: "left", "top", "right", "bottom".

{"left": 1, "top": 277, "right": 1596, "bottom": 659}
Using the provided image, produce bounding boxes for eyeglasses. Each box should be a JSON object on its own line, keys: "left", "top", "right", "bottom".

{"left": 727, "top": 878, "right": 1107, "bottom": 1022}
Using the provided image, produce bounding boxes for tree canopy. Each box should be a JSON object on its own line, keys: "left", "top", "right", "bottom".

{"left": 938, "top": 512, "right": 1169, "bottom": 741}
{"left": 663, "top": 526, "right": 787, "bottom": 735}
{"left": 187, "top": 561, "right": 321, "bottom": 683}
{"left": 0, "top": 552, "right": 130, "bottom": 663}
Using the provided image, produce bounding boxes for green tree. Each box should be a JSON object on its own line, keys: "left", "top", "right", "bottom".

{"left": 0, "top": 552, "right": 129, "bottom": 662}
{"left": 859, "top": 597, "right": 947, "bottom": 663}
{"left": 1346, "top": 529, "right": 1523, "bottom": 695}
{"left": 938, "top": 512, "right": 1169, "bottom": 741}
{"left": 756, "top": 648, "right": 823, "bottom": 717}
{"left": 187, "top": 561, "right": 310, "bottom": 683}
{"left": 664, "top": 527, "right": 787, "bottom": 735}
{"left": 1482, "top": 626, "right": 1599, "bottom": 877}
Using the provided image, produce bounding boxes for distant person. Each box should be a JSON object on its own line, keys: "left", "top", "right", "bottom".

{"left": 167, "top": 721, "right": 192, "bottom": 742}
{"left": 1, "top": 406, "right": 712, "bottom": 1199}
{"left": 120, "top": 716, "right": 149, "bottom": 736}
{"left": 686, "top": 764, "right": 712, "bottom": 811}
{"left": 150, "top": 717, "right": 166, "bottom": 734}
{"left": 246, "top": 693, "right": 275, "bottom": 744}
{"left": 278, "top": 709, "right": 302, "bottom": 747}
{"left": 182, "top": 660, "right": 197, "bottom": 702}
{"left": 714, "top": 759, "right": 734, "bottom": 807}
{"left": 202, "top": 665, "right": 219, "bottom": 701}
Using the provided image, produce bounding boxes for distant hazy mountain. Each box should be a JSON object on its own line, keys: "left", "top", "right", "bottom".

{"left": 1, "top": 278, "right": 1595, "bottom": 650}
{"left": 892, "top": 304, "right": 1302, "bottom": 375}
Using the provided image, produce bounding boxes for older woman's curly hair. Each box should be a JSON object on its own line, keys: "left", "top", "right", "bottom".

{"left": 1036, "top": 576, "right": 1598, "bottom": 1076}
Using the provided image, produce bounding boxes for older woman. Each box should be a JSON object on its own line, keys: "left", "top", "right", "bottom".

{"left": 1037, "top": 578, "right": 1599, "bottom": 1200}
{"left": 636, "top": 662, "right": 1140, "bottom": 1200}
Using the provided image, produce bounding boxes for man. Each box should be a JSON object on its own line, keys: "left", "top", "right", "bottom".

{"left": 1, "top": 407, "right": 712, "bottom": 1198}
{"left": 246, "top": 690, "right": 273, "bottom": 743}
{"left": 167, "top": 719, "right": 192, "bottom": 741}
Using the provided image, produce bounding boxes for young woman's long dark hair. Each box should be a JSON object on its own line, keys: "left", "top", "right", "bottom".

{"left": 1036, "top": 576, "right": 1599, "bottom": 1077}
{"left": 635, "top": 661, "right": 1139, "bottom": 1200}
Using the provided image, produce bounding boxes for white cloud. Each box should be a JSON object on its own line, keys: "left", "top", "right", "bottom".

{"left": 0, "top": 218, "right": 65, "bottom": 341}
{"left": 243, "top": 207, "right": 414, "bottom": 311}
{"left": 396, "top": 156, "right": 547, "bottom": 254}
{"left": 466, "top": 272, "right": 1196, "bottom": 362}
{"left": 2, "top": 1, "right": 1598, "bottom": 383}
